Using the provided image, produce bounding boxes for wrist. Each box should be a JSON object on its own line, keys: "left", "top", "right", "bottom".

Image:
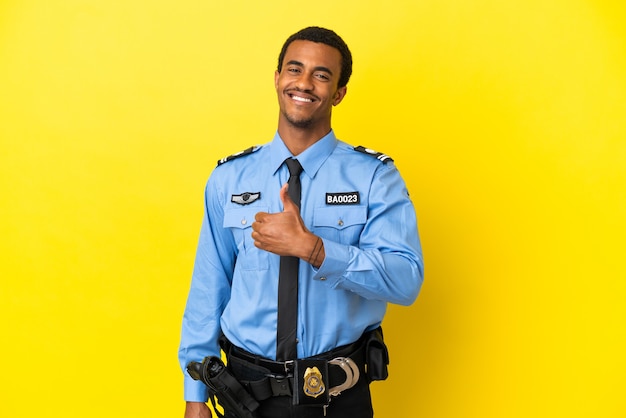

{"left": 185, "top": 402, "right": 211, "bottom": 418}
{"left": 304, "top": 234, "right": 325, "bottom": 268}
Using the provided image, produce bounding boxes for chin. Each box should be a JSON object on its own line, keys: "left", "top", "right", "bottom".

{"left": 288, "top": 119, "right": 313, "bottom": 129}
{"left": 283, "top": 111, "right": 314, "bottom": 129}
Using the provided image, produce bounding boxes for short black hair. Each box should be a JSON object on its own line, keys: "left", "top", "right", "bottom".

{"left": 277, "top": 26, "right": 353, "bottom": 88}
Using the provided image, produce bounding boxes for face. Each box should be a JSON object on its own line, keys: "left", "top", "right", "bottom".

{"left": 275, "top": 40, "right": 347, "bottom": 131}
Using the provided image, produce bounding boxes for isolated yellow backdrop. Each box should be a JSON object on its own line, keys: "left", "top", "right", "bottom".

{"left": 1, "top": 1, "right": 625, "bottom": 417}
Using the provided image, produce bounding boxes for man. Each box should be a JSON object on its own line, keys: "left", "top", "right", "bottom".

{"left": 180, "top": 26, "right": 424, "bottom": 418}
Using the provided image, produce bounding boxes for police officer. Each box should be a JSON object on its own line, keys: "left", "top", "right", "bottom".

{"left": 180, "top": 26, "right": 424, "bottom": 418}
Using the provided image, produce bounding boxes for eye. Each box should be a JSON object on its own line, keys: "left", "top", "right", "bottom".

{"left": 315, "top": 73, "right": 330, "bottom": 81}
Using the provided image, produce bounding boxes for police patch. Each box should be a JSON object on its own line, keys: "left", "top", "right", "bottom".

{"left": 354, "top": 146, "right": 394, "bottom": 163}
{"left": 326, "top": 192, "right": 360, "bottom": 205}
{"left": 231, "top": 192, "right": 261, "bottom": 205}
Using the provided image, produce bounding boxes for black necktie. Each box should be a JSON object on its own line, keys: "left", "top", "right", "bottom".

{"left": 276, "top": 158, "right": 303, "bottom": 361}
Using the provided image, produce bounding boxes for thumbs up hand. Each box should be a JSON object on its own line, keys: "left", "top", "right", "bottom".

{"left": 279, "top": 182, "right": 299, "bottom": 214}
{"left": 251, "top": 183, "right": 322, "bottom": 264}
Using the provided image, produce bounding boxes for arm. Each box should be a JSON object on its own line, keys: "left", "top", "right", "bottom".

{"left": 179, "top": 176, "right": 235, "bottom": 402}
{"left": 252, "top": 164, "right": 423, "bottom": 306}
{"left": 315, "top": 163, "right": 424, "bottom": 305}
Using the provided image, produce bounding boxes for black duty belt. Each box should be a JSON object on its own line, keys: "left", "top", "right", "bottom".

{"left": 223, "top": 337, "right": 367, "bottom": 403}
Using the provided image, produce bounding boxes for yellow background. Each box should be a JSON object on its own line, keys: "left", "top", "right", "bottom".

{"left": 1, "top": 1, "right": 624, "bottom": 417}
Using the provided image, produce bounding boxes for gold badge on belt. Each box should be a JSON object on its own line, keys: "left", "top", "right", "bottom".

{"left": 303, "top": 366, "right": 325, "bottom": 398}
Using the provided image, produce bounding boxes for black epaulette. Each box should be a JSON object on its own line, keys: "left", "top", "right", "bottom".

{"left": 354, "top": 146, "right": 394, "bottom": 163}
{"left": 217, "top": 146, "right": 261, "bottom": 166}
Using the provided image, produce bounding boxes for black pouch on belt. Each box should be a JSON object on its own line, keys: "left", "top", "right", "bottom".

{"left": 293, "top": 359, "right": 330, "bottom": 406}
{"left": 365, "top": 326, "right": 389, "bottom": 381}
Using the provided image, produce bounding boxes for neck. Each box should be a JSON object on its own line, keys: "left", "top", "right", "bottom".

{"left": 277, "top": 120, "right": 331, "bottom": 156}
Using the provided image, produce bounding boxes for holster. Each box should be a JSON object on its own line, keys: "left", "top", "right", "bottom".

{"left": 187, "top": 357, "right": 260, "bottom": 418}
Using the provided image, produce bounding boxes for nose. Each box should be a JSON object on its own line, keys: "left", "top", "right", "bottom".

{"left": 294, "top": 71, "right": 314, "bottom": 91}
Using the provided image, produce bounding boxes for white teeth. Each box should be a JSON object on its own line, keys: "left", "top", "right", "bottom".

{"left": 291, "top": 95, "right": 312, "bottom": 102}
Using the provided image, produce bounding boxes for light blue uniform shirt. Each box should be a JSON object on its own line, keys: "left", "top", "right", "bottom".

{"left": 179, "top": 130, "right": 424, "bottom": 401}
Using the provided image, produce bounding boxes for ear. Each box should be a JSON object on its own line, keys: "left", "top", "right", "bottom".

{"left": 332, "top": 86, "right": 347, "bottom": 106}
{"left": 274, "top": 70, "right": 280, "bottom": 90}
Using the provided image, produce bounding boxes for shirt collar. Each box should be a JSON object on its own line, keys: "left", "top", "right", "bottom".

{"left": 269, "top": 130, "right": 338, "bottom": 178}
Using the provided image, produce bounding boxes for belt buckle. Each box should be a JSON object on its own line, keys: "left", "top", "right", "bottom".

{"left": 265, "top": 360, "right": 295, "bottom": 397}
{"left": 284, "top": 360, "right": 295, "bottom": 375}
{"left": 268, "top": 375, "right": 292, "bottom": 397}
{"left": 328, "top": 357, "right": 360, "bottom": 397}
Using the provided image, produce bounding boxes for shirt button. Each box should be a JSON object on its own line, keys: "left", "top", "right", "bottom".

{"left": 241, "top": 219, "right": 247, "bottom": 225}
{"left": 337, "top": 219, "right": 344, "bottom": 227}
{"left": 320, "top": 277, "right": 327, "bottom": 281}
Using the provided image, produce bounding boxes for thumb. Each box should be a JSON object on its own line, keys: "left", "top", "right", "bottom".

{"left": 280, "top": 183, "right": 298, "bottom": 212}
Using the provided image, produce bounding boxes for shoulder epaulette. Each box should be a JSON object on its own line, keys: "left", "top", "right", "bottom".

{"left": 217, "top": 146, "right": 261, "bottom": 166}
{"left": 354, "top": 146, "right": 394, "bottom": 164}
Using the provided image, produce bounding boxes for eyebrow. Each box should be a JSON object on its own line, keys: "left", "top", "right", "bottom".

{"left": 285, "top": 60, "right": 333, "bottom": 76}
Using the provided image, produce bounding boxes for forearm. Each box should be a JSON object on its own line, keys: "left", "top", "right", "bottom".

{"left": 313, "top": 238, "right": 423, "bottom": 306}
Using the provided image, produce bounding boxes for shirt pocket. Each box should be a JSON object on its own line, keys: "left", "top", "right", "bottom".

{"left": 313, "top": 206, "right": 367, "bottom": 245}
{"left": 224, "top": 206, "right": 270, "bottom": 271}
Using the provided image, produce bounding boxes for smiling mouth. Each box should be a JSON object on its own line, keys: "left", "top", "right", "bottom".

{"left": 288, "top": 91, "right": 316, "bottom": 103}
